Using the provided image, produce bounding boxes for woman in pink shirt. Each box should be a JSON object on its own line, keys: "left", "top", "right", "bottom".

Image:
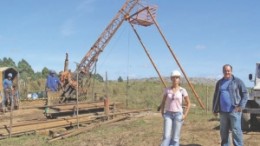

{"left": 160, "top": 70, "right": 191, "bottom": 146}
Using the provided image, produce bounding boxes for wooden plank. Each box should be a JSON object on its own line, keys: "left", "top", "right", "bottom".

{"left": 0, "top": 115, "right": 96, "bottom": 137}
{"left": 0, "top": 109, "right": 150, "bottom": 139}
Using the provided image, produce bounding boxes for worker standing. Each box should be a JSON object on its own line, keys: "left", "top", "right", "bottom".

{"left": 45, "top": 70, "right": 62, "bottom": 92}
{"left": 2, "top": 73, "right": 13, "bottom": 112}
{"left": 160, "top": 70, "right": 191, "bottom": 146}
{"left": 212, "top": 64, "right": 248, "bottom": 146}
{"left": 0, "top": 91, "right": 2, "bottom": 112}
{"left": 45, "top": 70, "right": 62, "bottom": 115}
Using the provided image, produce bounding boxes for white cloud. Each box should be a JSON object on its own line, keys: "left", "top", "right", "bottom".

{"left": 60, "top": 0, "right": 96, "bottom": 37}
{"left": 195, "top": 44, "right": 207, "bottom": 50}
{"left": 10, "top": 48, "right": 21, "bottom": 53}
{"left": 61, "top": 19, "right": 76, "bottom": 37}
{"left": 76, "top": 0, "right": 96, "bottom": 13}
{"left": 141, "top": 63, "right": 150, "bottom": 68}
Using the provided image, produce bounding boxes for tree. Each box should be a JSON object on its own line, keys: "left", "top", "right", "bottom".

{"left": 118, "top": 76, "right": 123, "bottom": 82}
{"left": 35, "top": 71, "right": 43, "bottom": 79}
{"left": 0, "top": 57, "right": 16, "bottom": 68}
{"left": 93, "top": 73, "right": 104, "bottom": 82}
{"left": 18, "top": 59, "right": 35, "bottom": 80}
{"left": 42, "top": 67, "right": 49, "bottom": 78}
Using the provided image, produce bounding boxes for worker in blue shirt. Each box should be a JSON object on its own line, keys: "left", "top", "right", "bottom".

{"left": 212, "top": 64, "right": 248, "bottom": 146}
{"left": 45, "top": 70, "right": 62, "bottom": 92}
{"left": 2, "top": 73, "right": 13, "bottom": 112}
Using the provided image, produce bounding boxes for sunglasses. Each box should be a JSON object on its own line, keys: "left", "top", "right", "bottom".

{"left": 170, "top": 93, "right": 175, "bottom": 100}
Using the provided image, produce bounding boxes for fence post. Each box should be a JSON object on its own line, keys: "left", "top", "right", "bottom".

{"left": 206, "top": 86, "right": 209, "bottom": 114}
{"left": 104, "top": 96, "right": 110, "bottom": 116}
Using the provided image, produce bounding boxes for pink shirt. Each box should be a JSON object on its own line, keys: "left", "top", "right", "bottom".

{"left": 164, "top": 87, "right": 188, "bottom": 112}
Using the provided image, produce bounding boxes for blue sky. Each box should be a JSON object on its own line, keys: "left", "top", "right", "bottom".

{"left": 0, "top": 0, "right": 259, "bottom": 87}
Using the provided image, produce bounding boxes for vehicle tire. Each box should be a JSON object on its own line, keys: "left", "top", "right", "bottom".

{"left": 241, "top": 112, "right": 251, "bottom": 131}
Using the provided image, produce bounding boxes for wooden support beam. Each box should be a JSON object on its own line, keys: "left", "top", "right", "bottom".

{"left": 48, "top": 116, "right": 129, "bottom": 142}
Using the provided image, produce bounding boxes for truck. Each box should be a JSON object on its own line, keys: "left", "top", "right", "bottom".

{"left": 242, "top": 63, "right": 260, "bottom": 130}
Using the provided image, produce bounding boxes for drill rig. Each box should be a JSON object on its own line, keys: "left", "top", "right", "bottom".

{"left": 59, "top": 0, "right": 205, "bottom": 110}
{"left": 59, "top": 0, "right": 157, "bottom": 101}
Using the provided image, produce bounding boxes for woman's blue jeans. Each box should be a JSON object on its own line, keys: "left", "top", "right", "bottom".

{"left": 219, "top": 112, "right": 243, "bottom": 146}
{"left": 161, "top": 111, "right": 183, "bottom": 146}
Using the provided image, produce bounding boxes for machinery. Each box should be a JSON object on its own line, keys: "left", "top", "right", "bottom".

{"left": 242, "top": 63, "right": 260, "bottom": 130}
{"left": 57, "top": 0, "right": 205, "bottom": 110}
{"left": 44, "top": 0, "right": 159, "bottom": 111}
{"left": 59, "top": 0, "right": 158, "bottom": 101}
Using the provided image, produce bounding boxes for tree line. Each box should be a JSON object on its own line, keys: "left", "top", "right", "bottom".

{"left": 0, "top": 57, "right": 123, "bottom": 93}
{"left": 0, "top": 57, "right": 125, "bottom": 82}
{"left": 0, "top": 57, "right": 50, "bottom": 80}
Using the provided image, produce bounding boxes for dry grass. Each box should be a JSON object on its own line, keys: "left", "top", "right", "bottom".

{"left": 1, "top": 80, "right": 260, "bottom": 146}
{"left": 1, "top": 107, "right": 260, "bottom": 146}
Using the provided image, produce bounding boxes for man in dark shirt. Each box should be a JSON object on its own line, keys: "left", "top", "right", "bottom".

{"left": 2, "top": 73, "right": 13, "bottom": 112}
{"left": 45, "top": 70, "right": 62, "bottom": 92}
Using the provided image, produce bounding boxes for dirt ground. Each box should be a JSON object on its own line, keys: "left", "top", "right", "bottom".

{"left": 0, "top": 103, "right": 46, "bottom": 126}
{"left": 0, "top": 107, "right": 260, "bottom": 146}
{"left": 77, "top": 111, "right": 260, "bottom": 146}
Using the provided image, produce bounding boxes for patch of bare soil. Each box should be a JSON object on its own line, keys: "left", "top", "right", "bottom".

{"left": 1, "top": 109, "right": 260, "bottom": 146}
{"left": 0, "top": 107, "right": 45, "bottom": 125}
{"left": 47, "top": 111, "right": 260, "bottom": 146}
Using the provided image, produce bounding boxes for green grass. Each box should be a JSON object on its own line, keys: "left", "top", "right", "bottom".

{"left": 86, "top": 80, "right": 215, "bottom": 111}
{"left": 0, "top": 106, "right": 217, "bottom": 146}
{"left": 0, "top": 79, "right": 216, "bottom": 146}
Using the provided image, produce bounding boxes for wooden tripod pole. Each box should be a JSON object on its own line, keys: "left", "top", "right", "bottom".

{"left": 147, "top": 8, "right": 206, "bottom": 110}
{"left": 128, "top": 21, "right": 167, "bottom": 89}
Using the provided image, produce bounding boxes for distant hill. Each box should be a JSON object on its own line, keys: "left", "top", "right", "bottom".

{"left": 128, "top": 77, "right": 217, "bottom": 86}
{"left": 181, "top": 77, "right": 217, "bottom": 86}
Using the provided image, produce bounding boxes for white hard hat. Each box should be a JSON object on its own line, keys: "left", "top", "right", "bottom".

{"left": 8, "top": 73, "right": 12, "bottom": 77}
{"left": 171, "top": 70, "right": 181, "bottom": 77}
